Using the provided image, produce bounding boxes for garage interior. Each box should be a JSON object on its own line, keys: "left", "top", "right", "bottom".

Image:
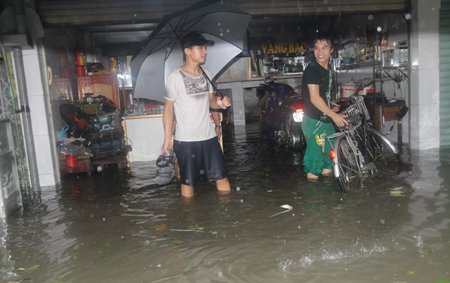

{"left": 0, "top": 0, "right": 442, "bottom": 191}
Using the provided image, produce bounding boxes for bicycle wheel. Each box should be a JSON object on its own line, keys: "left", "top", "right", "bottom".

{"left": 364, "top": 130, "right": 400, "bottom": 176}
{"left": 336, "top": 137, "right": 361, "bottom": 191}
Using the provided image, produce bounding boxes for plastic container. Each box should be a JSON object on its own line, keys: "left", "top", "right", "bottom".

{"left": 66, "top": 155, "right": 77, "bottom": 167}
{"left": 340, "top": 83, "right": 374, "bottom": 97}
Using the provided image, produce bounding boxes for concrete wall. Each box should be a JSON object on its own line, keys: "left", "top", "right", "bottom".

{"left": 216, "top": 57, "right": 250, "bottom": 83}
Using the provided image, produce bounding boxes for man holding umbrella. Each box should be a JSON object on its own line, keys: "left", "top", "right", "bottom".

{"left": 161, "top": 32, "right": 231, "bottom": 197}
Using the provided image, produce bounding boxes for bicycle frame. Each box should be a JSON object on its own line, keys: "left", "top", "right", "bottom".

{"left": 330, "top": 127, "right": 399, "bottom": 179}
{"left": 327, "top": 93, "right": 399, "bottom": 181}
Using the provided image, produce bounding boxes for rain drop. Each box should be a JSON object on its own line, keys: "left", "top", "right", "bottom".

{"left": 185, "top": 179, "right": 190, "bottom": 184}
{"left": 218, "top": 22, "right": 221, "bottom": 26}
{"left": 236, "top": 186, "right": 241, "bottom": 191}
{"left": 240, "top": 199, "right": 243, "bottom": 203}
{"left": 200, "top": 169, "right": 205, "bottom": 175}
{"left": 328, "top": 7, "right": 332, "bottom": 11}
{"left": 103, "top": 218, "right": 105, "bottom": 221}
{"left": 220, "top": 33, "right": 223, "bottom": 37}
{"left": 218, "top": 271, "right": 223, "bottom": 277}
{"left": 191, "top": 154, "right": 196, "bottom": 158}
{"left": 134, "top": 14, "right": 137, "bottom": 17}
{"left": 377, "top": 26, "right": 382, "bottom": 32}
{"left": 227, "top": 29, "right": 230, "bottom": 33}
{"left": 368, "top": 14, "right": 374, "bottom": 20}
{"left": 380, "top": 219, "right": 385, "bottom": 224}
{"left": 405, "top": 13, "right": 411, "bottom": 20}
{"left": 157, "top": 264, "right": 161, "bottom": 268}
{"left": 90, "top": 214, "right": 94, "bottom": 218}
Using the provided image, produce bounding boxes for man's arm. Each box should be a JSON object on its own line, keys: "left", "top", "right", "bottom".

{"left": 210, "top": 92, "right": 231, "bottom": 109}
{"left": 211, "top": 110, "right": 222, "bottom": 140}
{"left": 308, "top": 84, "right": 348, "bottom": 127}
{"left": 161, "top": 99, "right": 175, "bottom": 155}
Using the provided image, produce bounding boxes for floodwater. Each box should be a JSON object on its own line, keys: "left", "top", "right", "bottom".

{"left": 1, "top": 123, "right": 450, "bottom": 283}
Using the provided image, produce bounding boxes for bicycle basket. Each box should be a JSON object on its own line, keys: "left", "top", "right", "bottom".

{"left": 340, "top": 96, "right": 370, "bottom": 131}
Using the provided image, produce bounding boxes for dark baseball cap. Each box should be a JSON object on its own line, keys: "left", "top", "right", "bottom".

{"left": 181, "top": 32, "right": 214, "bottom": 49}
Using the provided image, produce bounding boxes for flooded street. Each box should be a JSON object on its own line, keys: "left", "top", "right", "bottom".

{"left": 1, "top": 122, "right": 450, "bottom": 283}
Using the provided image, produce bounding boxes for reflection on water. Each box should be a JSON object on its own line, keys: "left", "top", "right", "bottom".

{"left": 1, "top": 123, "right": 450, "bottom": 283}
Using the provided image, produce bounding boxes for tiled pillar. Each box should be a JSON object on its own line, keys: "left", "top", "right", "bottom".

{"left": 230, "top": 83, "right": 246, "bottom": 126}
{"left": 22, "top": 48, "right": 56, "bottom": 186}
{"left": 409, "top": 0, "right": 441, "bottom": 149}
{"left": 217, "top": 82, "right": 247, "bottom": 127}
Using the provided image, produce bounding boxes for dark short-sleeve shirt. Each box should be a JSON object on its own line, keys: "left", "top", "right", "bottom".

{"left": 302, "top": 61, "right": 332, "bottom": 123}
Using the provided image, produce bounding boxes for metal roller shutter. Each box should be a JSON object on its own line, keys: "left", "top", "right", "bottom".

{"left": 441, "top": 0, "right": 450, "bottom": 146}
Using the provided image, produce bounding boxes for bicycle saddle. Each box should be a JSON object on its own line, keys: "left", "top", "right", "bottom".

{"left": 344, "top": 116, "right": 358, "bottom": 125}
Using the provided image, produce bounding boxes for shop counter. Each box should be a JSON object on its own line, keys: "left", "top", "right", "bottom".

{"left": 122, "top": 113, "right": 223, "bottom": 163}
{"left": 122, "top": 114, "right": 164, "bottom": 162}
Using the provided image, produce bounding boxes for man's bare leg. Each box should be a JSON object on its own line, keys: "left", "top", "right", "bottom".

{"left": 216, "top": 178, "right": 231, "bottom": 193}
{"left": 181, "top": 184, "right": 194, "bottom": 197}
{"left": 174, "top": 162, "right": 180, "bottom": 179}
{"left": 307, "top": 172, "right": 319, "bottom": 180}
{"left": 321, "top": 169, "right": 333, "bottom": 175}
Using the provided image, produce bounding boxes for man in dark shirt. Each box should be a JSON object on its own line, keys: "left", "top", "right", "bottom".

{"left": 302, "top": 35, "right": 348, "bottom": 180}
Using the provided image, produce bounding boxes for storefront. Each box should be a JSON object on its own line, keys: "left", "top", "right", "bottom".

{"left": 0, "top": 0, "right": 441, "bottom": 191}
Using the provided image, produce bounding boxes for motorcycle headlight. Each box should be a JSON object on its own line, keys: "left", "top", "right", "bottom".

{"left": 293, "top": 110, "right": 304, "bottom": 122}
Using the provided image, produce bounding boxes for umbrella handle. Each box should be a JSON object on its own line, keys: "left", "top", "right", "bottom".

{"left": 215, "top": 91, "right": 224, "bottom": 99}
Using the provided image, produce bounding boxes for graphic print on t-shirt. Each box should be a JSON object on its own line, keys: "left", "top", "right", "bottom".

{"left": 180, "top": 70, "right": 209, "bottom": 95}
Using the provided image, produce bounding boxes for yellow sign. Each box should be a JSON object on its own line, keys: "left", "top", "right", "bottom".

{"left": 261, "top": 42, "right": 307, "bottom": 55}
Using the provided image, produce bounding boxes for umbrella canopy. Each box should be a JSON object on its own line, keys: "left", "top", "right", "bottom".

{"left": 130, "top": 0, "right": 251, "bottom": 102}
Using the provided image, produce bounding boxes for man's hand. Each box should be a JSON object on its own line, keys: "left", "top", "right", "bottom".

{"left": 331, "top": 113, "right": 348, "bottom": 128}
{"left": 161, "top": 139, "right": 172, "bottom": 155}
{"left": 217, "top": 96, "right": 231, "bottom": 109}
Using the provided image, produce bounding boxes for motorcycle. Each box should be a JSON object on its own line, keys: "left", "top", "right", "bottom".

{"left": 257, "top": 76, "right": 306, "bottom": 152}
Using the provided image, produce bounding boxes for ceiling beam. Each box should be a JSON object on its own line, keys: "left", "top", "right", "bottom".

{"left": 35, "top": 0, "right": 409, "bottom": 27}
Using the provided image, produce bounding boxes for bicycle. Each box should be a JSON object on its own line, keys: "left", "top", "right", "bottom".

{"left": 327, "top": 81, "right": 401, "bottom": 191}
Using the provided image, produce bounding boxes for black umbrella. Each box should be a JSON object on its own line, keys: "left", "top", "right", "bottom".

{"left": 130, "top": 0, "right": 251, "bottom": 102}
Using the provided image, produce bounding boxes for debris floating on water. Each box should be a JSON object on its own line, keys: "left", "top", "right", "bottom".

{"left": 269, "top": 204, "right": 293, "bottom": 218}
{"left": 170, "top": 229, "right": 204, "bottom": 232}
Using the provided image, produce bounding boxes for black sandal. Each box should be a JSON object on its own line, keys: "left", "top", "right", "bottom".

{"left": 155, "top": 149, "right": 176, "bottom": 185}
{"left": 156, "top": 149, "right": 175, "bottom": 167}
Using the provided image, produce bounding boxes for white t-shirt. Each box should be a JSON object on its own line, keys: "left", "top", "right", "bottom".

{"left": 165, "top": 67, "right": 216, "bottom": 142}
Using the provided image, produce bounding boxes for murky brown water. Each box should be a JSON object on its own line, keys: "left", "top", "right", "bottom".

{"left": 1, "top": 123, "right": 450, "bottom": 283}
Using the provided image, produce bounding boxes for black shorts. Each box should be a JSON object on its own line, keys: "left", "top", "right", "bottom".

{"left": 173, "top": 137, "right": 228, "bottom": 186}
